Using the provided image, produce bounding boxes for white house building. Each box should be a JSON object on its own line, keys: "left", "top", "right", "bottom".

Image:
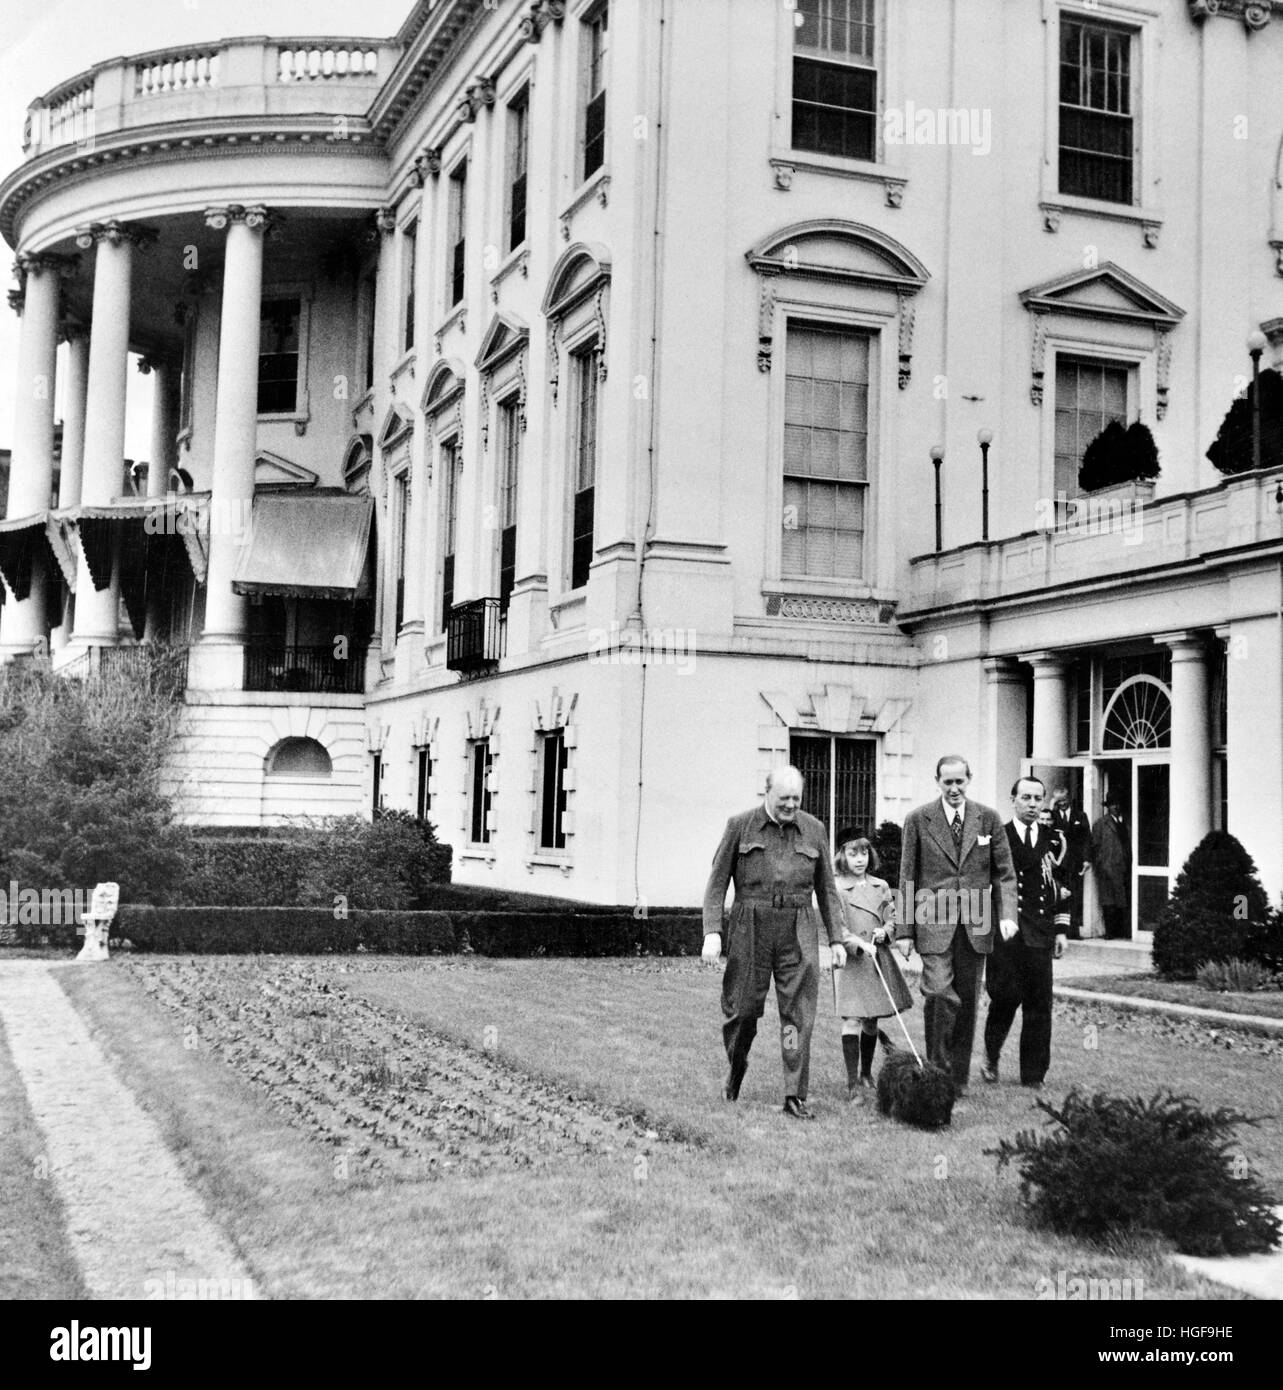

{"left": 2, "top": 0, "right": 1282, "bottom": 933}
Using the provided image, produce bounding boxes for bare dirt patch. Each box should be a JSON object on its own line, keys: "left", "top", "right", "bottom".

{"left": 126, "top": 957, "right": 681, "bottom": 1183}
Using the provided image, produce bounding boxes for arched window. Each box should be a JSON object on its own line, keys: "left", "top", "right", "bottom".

{"left": 1102, "top": 675, "right": 1171, "bottom": 750}
{"left": 266, "top": 737, "right": 333, "bottom": 777}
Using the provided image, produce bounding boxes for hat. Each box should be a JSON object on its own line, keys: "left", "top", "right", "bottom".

{"left": 834, "top": 827, "right": 870, "bottom": 847}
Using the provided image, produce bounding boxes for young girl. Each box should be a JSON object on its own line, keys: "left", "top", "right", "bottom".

{"left": 832, "top": 829, "right": 914, "bottom": 1099}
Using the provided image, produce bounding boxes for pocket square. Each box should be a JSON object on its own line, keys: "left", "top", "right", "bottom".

{"left": 977, "top": 834, "right": 991, "bottom": 845}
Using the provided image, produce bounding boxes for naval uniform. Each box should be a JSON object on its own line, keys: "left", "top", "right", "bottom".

{"left": 983, "top": 820, "right": 1069, "bottom": 1086}
{"left": 703, "top": 804, "right": 844, "bottom": 1100}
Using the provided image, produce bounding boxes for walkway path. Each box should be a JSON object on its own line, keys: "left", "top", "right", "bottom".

{"left": 0, "top": 960, "right": 256, "bottom": 1300}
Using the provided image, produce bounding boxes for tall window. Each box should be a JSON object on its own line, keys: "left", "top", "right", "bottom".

{"left": 1059, "top": 18, "right": 1133, "bottom": 204}
{"left": 582, "top": 6, "right": 608, "bottom": 180}
{"left": 402, "top": 221, "right": 417, "bottom": 354}
{"left": 539, "top": 730, "right": 568, "bottom": 852}
{"left": 790, "top": 735, "right": 876, "bottom": 848}
{"left": 792, "top": 0, "right": 877, "bottom": 161}
{"left": 360, "top": 270, "right": 378, "bottom": 392}
{"left": 497, "top": 396, "right": 520, "bottom": 612}
{"left": 468, "top": 738, "right": 493, "bottom": 844}
{"left": 416, "top": 746, "right": 431, "bottom": 821}
{"left": 782, "top": 323, "right": 869, "bottom": 580}
{"left": 569, "top": 345, "right": 598, "bottom": 590}
{"left": 392, "top": 471, "right": 409, "bottom": 632}
{"left": 1054, "top": 355, "right": 1129, "bottom": 502}
{"left": 258, "top": 297, "right": 301, "bottom": 414}
{"left": 506, "top": 91, "right": 529, "bottom": 252}
{"left": 178, "top": 309, "right": 197, "bottom": 436}
{"left": 440, "top": 439, "right": 461, "bottom": 630}
{"left": 446, "top": 160, "right": 467, "bottom": 309}
{"left": 370, "top": 752, "right": 382, "bottom": 814}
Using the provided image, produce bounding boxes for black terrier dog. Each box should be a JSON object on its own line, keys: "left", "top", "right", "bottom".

{"left": 875, "top": 1030, "right": 956, "bottom": 1129}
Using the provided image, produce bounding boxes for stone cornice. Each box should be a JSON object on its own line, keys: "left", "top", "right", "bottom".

{"left": 1188, "top": 0, "right": 1283, "bottom": 28}
{"left": 0, "top": 115, "right": 387, "bottom": 250}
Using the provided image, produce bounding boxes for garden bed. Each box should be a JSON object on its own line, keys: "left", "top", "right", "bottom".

{"left": 1065, "top": 974, "right": 1283, "bottom": 1022}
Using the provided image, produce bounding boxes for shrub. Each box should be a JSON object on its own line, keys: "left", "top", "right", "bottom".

{"left": 1151, "top": 831, "right": 1276, "bottom": 979}
{"left": 1206, "top": 366, "right": 1283, "bottom": 475}
{"left": 1078, "top": 420, "right": 1161, "bottom": 491}
{"left": 0, "top": 655, "right": 186, "bottom": 905}
{"left": 871, "top": 820, "right": 902, "bottom": 890}
{"left": 987, "top": 1089, "right": 1281, "bottom": 1257}
{"left": 1195, "top": 957, "right": 1270, "bottom": 993}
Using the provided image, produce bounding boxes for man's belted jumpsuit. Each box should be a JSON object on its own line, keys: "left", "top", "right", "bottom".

{"left": 703, "top": 804, "right": 845, "bottom": 1100}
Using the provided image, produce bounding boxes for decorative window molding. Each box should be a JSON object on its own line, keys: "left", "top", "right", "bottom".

{"left": 542, "top": 241, "right": 611, "bottom": 398}
{"left": 420, "top": 357, "right": 467, "bottom": 427}
{"left": 1019, "top": 260, "right": 1185, "bottom": 411}
{"left": 257, "top": 282, "right": 312, "bottom": 428}
{"left": 1187, "top": 0, "right": 1283, "bottom": 32}
{"left": 343, "top": 434, "right": 374, "bottom": 493}
{"left": 744, "top": 219, "right": 929, "bottom": 381}
{"left": 254, "top": 450, "right": 319, "bottom": 489}
{"left": 378, "top": 402, "right": 416, "bottom": 453}
{"left": 528, "top": 688, "right": 578, "bottom": 866}
{"left": 475, "top": 310, "right": 531, "bottom": 450}
{"left": 463, "top": 699, "right": 501, "bottom": 846}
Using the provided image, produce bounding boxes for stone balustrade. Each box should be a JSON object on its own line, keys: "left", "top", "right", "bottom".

{"left": 21, "top": 36, "right": 401, "bottom": 155}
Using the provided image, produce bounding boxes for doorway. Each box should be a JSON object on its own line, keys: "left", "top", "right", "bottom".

{"left": 1092, "top": 755, "right": 1171, "bottom": 938}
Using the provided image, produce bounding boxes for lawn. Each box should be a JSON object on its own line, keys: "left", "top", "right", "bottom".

{"left": 1067, "top": 973, "right": 1283, "bottom": 1022}
{"left": 43, "top": 953, "right": 1280, "bottom": 1299}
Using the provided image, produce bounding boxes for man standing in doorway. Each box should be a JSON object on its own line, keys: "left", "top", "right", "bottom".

{"left": 1050, "top": 785, "right": 1092, "bottom": 940}
{"left": 982, "top": 776, "right": 1069, "bottom": 1091}
{"left": 702, "top": 766, "right": 847, "bottom": 1119}
{"left": 1092, "top": 796, "right": 1132, "bottom": 938}
{"left": 896, "top": 756, "right": 1018, "bottom": 1093}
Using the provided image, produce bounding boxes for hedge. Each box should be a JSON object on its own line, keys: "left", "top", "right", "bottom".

{"left": 17, "top": 905, "right": 705, "bottom": 956}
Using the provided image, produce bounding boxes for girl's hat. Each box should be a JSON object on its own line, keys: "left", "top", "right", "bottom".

{"left": 835, "top": 827, "right": 869, "bottom": 848}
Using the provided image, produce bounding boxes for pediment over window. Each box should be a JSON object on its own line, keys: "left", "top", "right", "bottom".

{"left": 1019, "top": 263, "right": 1185, "bottom": 330}
{"left": 343, "top": 434, "right": 373, "bottom": 493}
{"left": 475, "top": 310, "right": 530, "bottom": 375}
{"left": 378, "top": 403, "right": 415, "bottom": 451}
{"left": 420, "top": 357, "right": 467, "bottom": 415}
{"left": 746, "top": 220, "right": 930, "bottom": 292}
{"left": 542, "top": 241, "right": 611, "bottom": 320}
{"left": 254, "top": 451, "right": 318, "bottom": 488}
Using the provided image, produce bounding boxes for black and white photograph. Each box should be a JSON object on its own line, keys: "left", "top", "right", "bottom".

{"left": 0, "top": 0, "right": 1281, "bottom": 1340}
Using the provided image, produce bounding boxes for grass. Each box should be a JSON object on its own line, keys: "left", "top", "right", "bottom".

{"left": 46, "top": 955, "right": 1274, "bottom": 1299}
{"left": 1066, "top": 973, "right": 1283, "bottom": 1021}
{"left": 0, "top": 1014, "right": 89, "bottom": 1299}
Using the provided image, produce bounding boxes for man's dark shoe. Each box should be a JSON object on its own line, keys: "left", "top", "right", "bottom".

{"left": 980, "top": 1058, "right": 999, "bottom": 1084}
{"left": 782, "top": 1096, "right": 814, "bottom": 1120}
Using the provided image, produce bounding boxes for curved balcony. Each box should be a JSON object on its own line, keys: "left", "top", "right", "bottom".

{"left": 20, "top": 37, "right": 402, "bottom": 158}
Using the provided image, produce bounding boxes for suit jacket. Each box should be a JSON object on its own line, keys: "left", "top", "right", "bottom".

{"left": 1051, "top": 804, "right": 1092, "bottom": 873}
{"left": 1005, "top": 822, "right": 1068, "bottom": 950}
{"left": 703, "top": 804, "right": 844, "bottom": 947}
{"left": 896, "top": 798, "right": 1017, "bottom": 956}
{"left": 1091, "top": 813, "right": 1131, "bottom": 907}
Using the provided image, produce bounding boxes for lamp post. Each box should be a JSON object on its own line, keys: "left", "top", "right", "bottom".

{"left": 977, "top": 428, "right": 993, "bottom": 541}
{"left": 1248, "top": 330, "right": 1267, "bottom": 473}
{"left": 930, "top": 445, "right": 944, "bottom": 552}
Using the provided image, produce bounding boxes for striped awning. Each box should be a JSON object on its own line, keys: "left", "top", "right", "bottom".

{"left": 232, "top": 492, "right": 373, "bottom": 600}
{"left": 0, "top": 512, "right": 62, "bottom": 601}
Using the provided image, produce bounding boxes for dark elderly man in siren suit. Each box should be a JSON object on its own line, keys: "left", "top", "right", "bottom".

{"left": 702, "top": 766, "right": 847, "bottom": 1120}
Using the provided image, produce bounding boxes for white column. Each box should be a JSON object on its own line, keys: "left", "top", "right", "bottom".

{"left": 70, "top": 221, "right": 150, "bottom": 645}
{"left": 58, "top": 327, "right": 89, "bottom": 508}
{"left": 0, "top": 252, "right": 64, "bottom": 655}
{"left": 1160, "top": 632, "right": 1212, "bottom": 871}
{"left": 982, "top": 658, "right": 1028, "bottom": 808}
{"left": 1022, "top": 651, "right": 1071, "bottom": 759}
{"left": 201, "top": 205, "right": 270, "bottom": 649}
{"left": 140, "top": 356, "right": 177, "bottom": 498}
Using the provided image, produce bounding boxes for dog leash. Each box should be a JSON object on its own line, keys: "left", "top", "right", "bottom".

{"left": 865, "top": 946, "right": 926, "bottom": 1071}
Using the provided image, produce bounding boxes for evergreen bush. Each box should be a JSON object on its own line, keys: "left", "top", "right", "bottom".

{"left": 1078, "top": 420, "right": 1161, "bottom": 492}
{"left": 1205, "top": 367, "right": 1283, "bottom": 475}
{"left": 1151, "top": 831, "right": 1277, "bottom": 979}
{"left": 988, "top": 1088, "right": 1281, "bottom": 1257}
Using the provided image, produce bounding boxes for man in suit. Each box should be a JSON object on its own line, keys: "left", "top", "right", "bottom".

{"left": 896, "top": 756, "right": 1018, "bottom": 1092}
{"left": 1091, "top": 796, "right": 1132, "bottom": 939}
{"left": 702, "top": 765, "right": 847, "bottom": 1119}
{"left": 1049, "top": 785, "right": 1091, "bottom": 940}
{"left": 981, "top": 776, "right": 1069, "bottom": 1090}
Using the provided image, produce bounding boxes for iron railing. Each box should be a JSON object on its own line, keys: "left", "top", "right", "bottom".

{"left": 446, "top": 597, "right": 504, "bottom": 673}
{"left": 243, "top": 642, "right": 366, "bottom": 694}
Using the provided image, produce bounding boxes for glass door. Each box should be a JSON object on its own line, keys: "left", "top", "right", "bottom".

{"left": 1133, "top": 758, "right": 1170, "bottom": 937}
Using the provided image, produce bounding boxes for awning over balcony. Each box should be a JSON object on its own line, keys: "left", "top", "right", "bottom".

{"left": 0, "top": 512, "right": 62, "bottom": 601}
{"left": 232, "top": 492, "right": 373, "bottom": 601}
{"left": 51, "top": 496, "right": 211, "bottom": 595}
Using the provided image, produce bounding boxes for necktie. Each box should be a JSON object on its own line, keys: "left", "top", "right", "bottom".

{"left": 951, "top": 813, "right": 963, "bottom": 848}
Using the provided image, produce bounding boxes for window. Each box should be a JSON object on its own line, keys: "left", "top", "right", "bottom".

{"left": 371, "top": 752, "right": 382, "bottom": 814}
{"left": 416, "top": 746, "right": 431, "bottom": 821}
{"left": 497, "top": 396, "right": 520, "bottom": 612}
{"left": 178, "top": 308, "right": 197, "bottom": 437}
{"left": 402, "top": 220, "right": 417, "bottom": 354}
{"left": 392, "top": 471, "right": 409, "bottom": 632}
{"left": 582, "top": 6, "right": 608, "bottom": 180}
{"left": 569, "top": 345, "right": 598, "bottom": 590}
{"left": 506, "top": 91, "right": 529, "bottom": 253}
{"left": 440, "top": 439, "right": 461, "bottom": 631}
{"left": 1053, "top": 355, "right": 1130, "bottom": 502}
{"left": 267, "top": 737, "right": 332, "bottom": 778}
{"left": 1059, "top": 17, "right": 1133, "bottom": 204}
{"left": 789, "top": 734, "right": 876, "bottom": 847}
{"left": 539, "top": 730, "right": 568, "bottom": 851}
{"left": 258, "top": 297, "right": 301, "bottom": 414}
{"left": 782, "top": 323, "right": 869, "bottom": 580}
{"left": 792, "top": 0, "right": 876, "bottom": 162}
{"left": 360, "top": 271, "right": 377, "bottom": 392}
{"left": 446, "top": 160, "right": 467, "bottom": 309}
{"left": 468, "top": 738, "right": 493, "bottom": 844}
